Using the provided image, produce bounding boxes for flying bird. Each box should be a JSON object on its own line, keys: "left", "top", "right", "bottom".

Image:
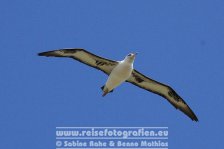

{"left": 38, "top": 49, "right": 198, "bottom": 121}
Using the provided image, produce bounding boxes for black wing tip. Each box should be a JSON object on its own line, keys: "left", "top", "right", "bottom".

{"left": 175, "top": 105, "right": 199, "bottom": 122}
{"left": 190, "top": 116, "right": 198, "bottom": 122}
{"left": 38, "top": 49, "right": 83, "bottom": 57}
{"left": 194, "top": 119, "right": 199, "bottom": 122}
{"left": 186, "top": 108, "right": 199, "bottom": 122}
{"left": 191, "top": 114, "right": 199, "bottom": 122}
{"left": 167, "top": 88, "right": 199, "bottom": 122}
{"left": 38, "top": 52, "right": 48, "bottom": 56}
{"left": 38, "top": 51, "right": 56, "bottom": 57}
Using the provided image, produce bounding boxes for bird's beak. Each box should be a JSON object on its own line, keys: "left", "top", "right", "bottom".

{"left": 134, "top": 52, "right": 138, "bottom": 56}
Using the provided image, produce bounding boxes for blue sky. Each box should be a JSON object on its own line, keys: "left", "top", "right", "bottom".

{"left": 1, "top": 0, "right": 224, "bottom": 148}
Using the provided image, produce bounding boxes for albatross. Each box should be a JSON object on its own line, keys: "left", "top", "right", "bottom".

{"left": 38, "top": 48, "right": 198, "bottom": 121}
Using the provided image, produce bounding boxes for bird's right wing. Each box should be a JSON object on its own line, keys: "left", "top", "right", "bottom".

{"left": 127, "top": 69, "right": 198, "bottom": 121}
{"left": 38, "top": 48, "right": 118, "bottom": 75}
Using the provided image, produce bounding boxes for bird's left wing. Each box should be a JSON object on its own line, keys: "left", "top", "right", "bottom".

{"left": 38, "top": 48, "right": 118, "bottom": 75}
{"left": 127, "top": 69, "right": 198, "bottom": 121}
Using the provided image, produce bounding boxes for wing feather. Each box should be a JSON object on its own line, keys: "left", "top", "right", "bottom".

{"left": 38, "top": 48, "right": 118, "bottom": 75}
{"left": 127, "top": 69, "right": 198, "bottom": 121}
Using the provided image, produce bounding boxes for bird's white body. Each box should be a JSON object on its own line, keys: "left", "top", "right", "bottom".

{"left": 104, "top": 60, "right": 133, "bottom": 92}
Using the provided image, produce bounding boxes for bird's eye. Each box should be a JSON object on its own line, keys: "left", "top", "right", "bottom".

{"left": 128, "top": 54, "right": 132, "bottom": 56}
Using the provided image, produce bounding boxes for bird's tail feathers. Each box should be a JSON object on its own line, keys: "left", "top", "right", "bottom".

{"left": 101, "top": 85, "right": 105, "bottom": 91}
{"left": 101, "top": 85, "right": 113, "bottom": 97}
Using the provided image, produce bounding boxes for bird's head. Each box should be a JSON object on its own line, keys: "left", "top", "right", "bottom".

{"left": 124, "top": 52, "right": 138, "bottom": 63}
